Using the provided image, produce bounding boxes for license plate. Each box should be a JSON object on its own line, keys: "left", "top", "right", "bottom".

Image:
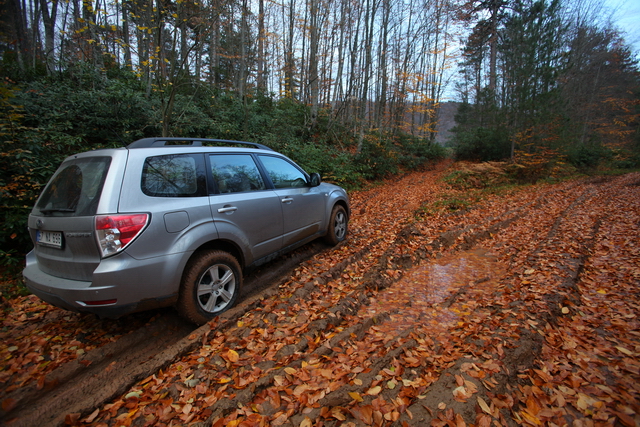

{"left": 37, "top": 230, "right": 63, "bottom": 248}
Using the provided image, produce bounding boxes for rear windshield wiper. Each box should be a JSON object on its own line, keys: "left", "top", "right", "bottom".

{"left": 40, "top": 208, "right": 76, "bottom": 214}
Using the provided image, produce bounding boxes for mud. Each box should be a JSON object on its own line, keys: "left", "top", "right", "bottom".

{"left": 2, "top": 166, "right": 639, "bottom": 427}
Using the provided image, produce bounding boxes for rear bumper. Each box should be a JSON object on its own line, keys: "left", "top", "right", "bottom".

{"left": 23, "top": 250, "right": 183, "bottom": 318}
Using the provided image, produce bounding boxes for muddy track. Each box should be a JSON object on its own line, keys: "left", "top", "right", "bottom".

{"left": 3, "top": 169, "right": 639, "bottom": 426}
{"left": 1, "top": 243, "right": 327, "bottom": 426}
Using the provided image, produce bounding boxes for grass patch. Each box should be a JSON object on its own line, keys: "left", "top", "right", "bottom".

{"left": 419, "top": 163, "right": 527, "bottom": 217}
{"left": 417, "top": 191, "right": 481, "bottom": 217}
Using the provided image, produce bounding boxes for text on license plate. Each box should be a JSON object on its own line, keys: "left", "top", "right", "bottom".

{"left": 37, "top": 231, "right": 63, "bottom": 248}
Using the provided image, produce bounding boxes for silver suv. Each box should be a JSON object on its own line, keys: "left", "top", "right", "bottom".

{"left": 23, "top": 138, "right": 349, "bottom": 324}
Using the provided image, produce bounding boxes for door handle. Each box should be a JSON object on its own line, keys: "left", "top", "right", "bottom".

{"left": 218, "top": 206, "right": 238, "bottom": 213}
{"left": 281, "top": 197, "right": 294, "bottom": 204}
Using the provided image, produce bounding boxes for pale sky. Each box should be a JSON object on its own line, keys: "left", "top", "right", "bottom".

{"left": 605, "top": 0, "right": 640, "bottom": 57}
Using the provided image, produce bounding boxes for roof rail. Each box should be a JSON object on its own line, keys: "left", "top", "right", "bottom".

{"left": 127, "top": 138, "right": 273, "bottom": 151}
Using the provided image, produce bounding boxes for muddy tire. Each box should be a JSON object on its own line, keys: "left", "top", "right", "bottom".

{"left": 177, "top": 250, "right": 242, "bottom": 325}
{"left": 324, "top": 204, "right": 348, "bottom": 245}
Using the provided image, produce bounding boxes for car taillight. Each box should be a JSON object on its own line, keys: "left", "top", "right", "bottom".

{"left": 96, "top": 214, "right": 149, "bottom": 257}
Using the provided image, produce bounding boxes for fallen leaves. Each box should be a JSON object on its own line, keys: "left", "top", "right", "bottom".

{"left": 0, "top": 298, "right": 153, "bottom": 398}
{"left": 224, "top": 349, "right": 240, "bottom": 363}
{"left": 452, "top": 377, "right": 478, "bottom": 402}
{"left": 349, "top": 391, "right": 364, "bottom": 403}
{"left": 2, "top": 168, "right": 640, "bottom": 427}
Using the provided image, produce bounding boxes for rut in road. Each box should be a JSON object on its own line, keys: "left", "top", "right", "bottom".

{"left": 1, "top": 164, "right": 450, "bottom": 427}
{"left": 86, "top": 171, "right": 640, "bottom": 426}
{"left": 1, "top": 242, "right": 326, "bottom": 426}
{"left": 8, "top": 168, "right": 640, "bottom": 427}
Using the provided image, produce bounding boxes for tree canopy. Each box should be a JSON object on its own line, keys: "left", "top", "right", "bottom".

{"left": 452, "top": 0, "right": 640, "bottom": 166}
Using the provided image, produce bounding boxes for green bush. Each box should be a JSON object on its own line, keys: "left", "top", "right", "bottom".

{"left": 16, "top": 70, "right": 151, "bottom": 147}
{"left": 398, "top": 136, "right": 446, "bottom": 170}
{"left": 0, "top": 67, "right": 446, "bottom": 269}
{"left": 565, "top": 142, "right": 613, "bottom": 169}
{"left": 614, "top": 151, "right": 640, "bottom": 169}
{"left": 355, "top": 137, "right": 400, "bottom": 180}
{"left": 285, "top": 143, "right": 363, "bottom": 188}
{"left": 452, "top": 126, "right": 511, "bottom": 161}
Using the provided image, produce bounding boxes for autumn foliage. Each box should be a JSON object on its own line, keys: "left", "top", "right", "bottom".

{"left": 1, "top": 163, "right": 639, "bottom": 426}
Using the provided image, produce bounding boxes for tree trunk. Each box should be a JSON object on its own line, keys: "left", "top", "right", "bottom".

{"left": 257, "top": 0, "right": 266, "bottom": 91}
{"left": 284, "top": 0, "right": 296, "bottom": 98}
{"left": 308, "top": 0, "right": 319, "bottom": 129}
{"left": 39, "top": 0, "right": 58, "bottom": 73}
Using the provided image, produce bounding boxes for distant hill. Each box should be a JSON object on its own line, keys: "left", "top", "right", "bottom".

{"left": 435, "top": 101, "right": 459, "bottom": 145}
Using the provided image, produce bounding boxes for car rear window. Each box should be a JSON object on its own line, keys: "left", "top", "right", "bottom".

{"left": 35, "top": 157, "right": 111, "bottom": 216}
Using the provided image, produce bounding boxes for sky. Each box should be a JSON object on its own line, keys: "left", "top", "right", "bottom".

{"left": 605, "top": 0, "right": 640, "bottom": 57}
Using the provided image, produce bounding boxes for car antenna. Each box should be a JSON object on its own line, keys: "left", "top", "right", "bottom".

{"left": 110, "top": 130, "right": 128, "bottom": 148}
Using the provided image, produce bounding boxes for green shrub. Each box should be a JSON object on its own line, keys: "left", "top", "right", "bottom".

{"left": 452, "top": 126, "right": 511, "bottom": 161}
{"left": 355, "top": 137, "right": 400, "bottom": 180}
{"left": 565, "top": 142, "right": 613, "bottom": 169}
{"left": 284, "top": 143, "right": 362, "bottom": 188}
{"left": 398, "top": 136, "right": 446, "bottom": 169}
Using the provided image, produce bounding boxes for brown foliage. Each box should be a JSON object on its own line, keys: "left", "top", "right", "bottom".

{"left": 2, "top": 163, "right": 639, "bottom": 427}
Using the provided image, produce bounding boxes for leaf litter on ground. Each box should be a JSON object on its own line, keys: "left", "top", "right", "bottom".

{"left": 1, "top": 163, "right": 639, "bottom": 426}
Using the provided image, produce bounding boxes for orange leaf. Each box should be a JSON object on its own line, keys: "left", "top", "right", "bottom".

{"left": 225, "top": 349, "right": 239, "bottom": 363}
{"left": 2, "top": 398, "right": 17, "bottom": 412}
{"left": 455, "top": 375, "right": 464, "bottom": 387}
{"left": 349, "top": 392, "right": 364, "bottom": 402}
{"left": 271, "top": 412, "right": 289, "bottom": 426}
{"left": 64, "top": 413, "right": 81, "bottom": 425}
{"left": 477, "top": 396, "right": 492, "bottom": 415}
{"left": 331, "top": 407, "right": 346, "bottom": 421}
{"left": 366, "top": 385, "right": 382, "bottom": 396}
{"left": 520, "top": 410, "right": 542, "bottom": 426}
{"left": 82, "top": 408, "right": 100, "bottom": 423}
{"left": 614, "top": 411, "right": 636, "bottom": 427}
{"left": 350, "top": 405, "right": 374, "bottom": 424}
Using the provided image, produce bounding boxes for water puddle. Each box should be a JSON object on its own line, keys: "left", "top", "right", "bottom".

{"left": 359, "top": 248, "right": 507, "bottom": 336}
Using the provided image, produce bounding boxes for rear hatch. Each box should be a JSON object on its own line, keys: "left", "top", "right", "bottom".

{"left": 28, "top": 154, "right": 118, "bottom": 281}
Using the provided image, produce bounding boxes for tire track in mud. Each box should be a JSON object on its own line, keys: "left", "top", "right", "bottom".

{"left": 84, "top": 168, "right": 579, "bottom": 425}
{"left": 2, "top": 168, "right": 451, "bottom": 427}
{"left": 69, "top": 168, "right": 457, "bottom": 425}
{"left": 391, "top": 175, "right": 638, "bottom": 426}
{"left": 7, "top": 169, "right": 640, "bottom": 426}
{"left": 1, "top": 244, "right": 328, "bottom": 427}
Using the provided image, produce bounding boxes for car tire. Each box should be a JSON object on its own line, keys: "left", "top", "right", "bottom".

{"left": 324, "top": 204, "right": 348, "bottom": 245}
{"left": 177, "top": 250, "right": 242, "bottom": 325}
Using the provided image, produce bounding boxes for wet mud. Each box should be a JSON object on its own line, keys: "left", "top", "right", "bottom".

{"left": 2, "top": 167, "right": 639, "bottom": 426}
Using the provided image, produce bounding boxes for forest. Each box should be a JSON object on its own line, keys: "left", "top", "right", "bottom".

{"left": 0, "top": 0, "right": 639, "bottom": 268}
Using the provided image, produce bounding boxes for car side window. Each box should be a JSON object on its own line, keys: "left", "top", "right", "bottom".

{"left": 258, "top": 155, "right": 308, "bottom": 189}
{"left": 142, "top": 154, "right": 206, "bottom": 197}
{"left": 210, "top": 154, "right": 266, "bottom": 193}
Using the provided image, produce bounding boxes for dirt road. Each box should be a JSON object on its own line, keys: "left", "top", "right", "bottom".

{"left": 2, "top": 163, "right": 639, "bottom": 426}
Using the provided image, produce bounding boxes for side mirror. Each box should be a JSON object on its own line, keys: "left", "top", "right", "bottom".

{"left": 309, "top": 173, "right": 322, "bottom": 187}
